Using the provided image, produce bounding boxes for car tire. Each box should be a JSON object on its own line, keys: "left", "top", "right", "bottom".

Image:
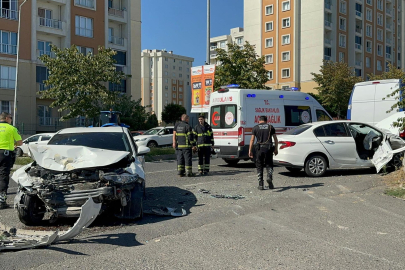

{"left": 304, "top": 155, "right": 327, "bottom": 177}
{"left": 15, "top": 147, "right": 23, "bottom": 157}
{"left": 286, "top": 167, "right": 302, "bottom": 173}
{"left": 147, "top": 141, "right": 158, "bottom": 148}
{"left": 223, "top": 158, "right": 240, "bottom": 166}
{"left": 17, "top": 194, "right": 45, "bottom": 226}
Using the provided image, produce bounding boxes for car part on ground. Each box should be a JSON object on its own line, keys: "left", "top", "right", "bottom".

{"left": 0, "top": 198, "right": 101, "bottom": 251}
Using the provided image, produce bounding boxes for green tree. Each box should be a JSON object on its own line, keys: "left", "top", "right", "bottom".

{"left": 145, "top": 113, "right": 159, "bottom": 130}
{"left": 311, "top": 60, "right": 362, "bottom": 119}
{"left": 214, "top": 42, "right": 269, "bottom": 90}
{"left": 110, "top": 95, "right": 150, "bottom": 131}
{"left": 39, "top": 45, "right": 128, "bottom": 120}
{"left": 307, "top": 93, "right": 337, "bottom": 118}
{"left": 161, "top": 103, "right": 186, "bottom": 125}
{"left": 368, "top": 62, "right": 405, "bottom": 129}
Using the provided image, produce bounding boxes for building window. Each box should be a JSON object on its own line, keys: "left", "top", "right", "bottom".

{"left": 377, "top": 0, "right": 383, "bottom": 10}
{"left": 281, "top": 68, "right": 290, "bottom": 78}
{"left": 265, "top": 21, "right": 273, "bottom": 31}
{"left": 179, "top": 67, "right": 182, "bottom": 71}
{"left": 366, "top": 24, "right": 372, "bottom": 37}
{"left": 38, "top": 105, "right": 51, "bottom": 125}
{"left": 0, "top": 30, "right": 17, "bottom": 55}
{"left": 164, "top": 71, "right": 168, "bottom": 76}
{"left": 179, "top": 94, "right": 183, "bottom": 99}
{"left": 355, "top": 3, "right": 362, "bottom": 17}
{"left": 179, "top": 101, "right": 182, "bottom": 105}
{"left": 172, "top": 79, "right": 176, "bottom": 84}
{"left": 377, "top": 60, "right": 382, "bottom": 71}
{"left": 366, "top": 8, "right": 372, "bottom": 21}
{"left": 75, "top": 15, "right": 93, "bottom": 38}
{"left": 377, "top": 29, "right": 383, "bottom": 41}
{"left": 1, "top": 101, "right": 13, "bottom": 114}
{"left": 179, "top": 87, "right": 183, "bottom": 92}
{"left": 0, "top": 65, "right": 16, "bottom": 89}
{"left": 235, "top": 37, "right": 243, "bottom": 45}
{"left": 377, "top": 44, "right": 383, "bottom": 56}
{"left": 377, "top": 13, "right": 383, "bottom": 26}
{"left": 173, "top": 86, "right": 176, "bottom": 91}
{"left": 165, "top": 57, "right": 168, "bottom": 61}
{"left": 267, "top": 71, "right": 273, "bottom": 80}
{"left": 165, "top": 85, "right": 168, "bottom": 90}
{"left": 282, "top": 51, "right": 290, "bottom": 61}
{"left": 282, "top": 18, "right": 290, "bottom": 28}
{"left": 109, "top": 80, "right": 126, "bottom": 93}
{"left": 265, "top": 38, "right": 273, "bottom": 48}
{"left": 265, "top": 5, "right": 273, "bottom": 15}
{"left": 0, "top": 0, "right": 18, "bottom": 20}
{"left": 37, "top": 41, "right": 52, "bottom": 57}
{"left": 339, "top": 17, "right": 346, "bottom": 31}
{"left": 74, "top": 0, "right": 95, "bottom": 9}
{"left": 265, "top": 54, "right": 273, "bottom": 64}
{"left": 339, "top": 0, "right": 347, "bottom": 14}
{"left": 76, "top": 45, "right": 93, "bottom": 55}
{"left": 324, "top": 47, "right": 332, "bottom": 60}
{"left": 165, "top": 64, "right": 168, "bottom": 68}
{"left": 165, "top": 79, "right": 168, "bottom": 83}
{"left": 282, "top": 34, "right": 290, "bottom": 45}
{"left": 355, "top": 36, "right": 362, "bottom": 46}
{"left": 366, "top": 57, "right": 370, "bottom": 68}
{"left": 164, "top": 93, "right": 168, "bottom": 97}
{"left": 113, "top": 51, "right": 126, "bottom": 65}
{"left": 339, "top": 34, "right": 346, "bottom": 48}
{"left": 282, "top": 1, "right": 290, "bottom": 11}
{"left": 366, "top": 0, "right": 372, "bottom": 5}
{"left": 220, "top": 41, "right": 226, "bottom": 48}
{"left": 173, "top": 93, "right": 176, "bottom": 98}
{"left": 366, "top": 40, "right": 372, "bottom": 53}
{"left": 339, "top": 52, "right": 345, "bottom": 62}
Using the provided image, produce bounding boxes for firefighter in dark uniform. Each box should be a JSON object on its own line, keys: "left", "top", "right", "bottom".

{"left": 0, "top": 112, "right": 22, "bottom": 209}
{"left": 173, "top": 114, "right": 196, "bottom": 177}
{"left": 194, "top": 114, "right": 214, "bottom": 176}
{"left": 248, "top": 115, "right": 278, "bottom": 190}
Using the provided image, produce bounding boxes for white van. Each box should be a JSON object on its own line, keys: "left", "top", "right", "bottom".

{"left": 347, "top": 79, "right": 403, "bottom": 125}
{"left": 209, "top": 86, "right": 332, "bottom": 165}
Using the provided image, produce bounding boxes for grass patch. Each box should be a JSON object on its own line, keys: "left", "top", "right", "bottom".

{"left": 15, "top": 157, "right": 33, "bottom": 165}
{"left": 146, "top": 147, "right": 175, "bottom": 156}
{"left": 383, "top": 168, "right": 405, "bottom": 199}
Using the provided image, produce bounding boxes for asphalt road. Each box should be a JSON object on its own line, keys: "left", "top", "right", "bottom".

{"left": 1, "top": 158, "right": 405, "bottom": 269}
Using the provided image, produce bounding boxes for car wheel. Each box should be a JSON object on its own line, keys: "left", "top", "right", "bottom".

{"left": 304, "top": 155, "right": 327, "bottom": 177}
{"left": 223, "top": 158, "right": 240, "bottom": 166}
{"left": 15, "top": 147, "right": 23, "bottom": 157}
{"left": 17, "top": 194, "right": 46, "bottom": 226}
{"left": 389, "top": 152, "right": 404, "bottom": 170}
{"left": 147, "top": 141, "right": 158, "bottom": 148}
{"left": 286, "top": 167, "right": 302, "bottom": 173}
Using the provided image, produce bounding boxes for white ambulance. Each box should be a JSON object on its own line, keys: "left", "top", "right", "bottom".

{"left": 347, "top": 79, "right": 403, "bottom": 125}
{"left": 209, "top": 85, "right": 332, "bottom": 165}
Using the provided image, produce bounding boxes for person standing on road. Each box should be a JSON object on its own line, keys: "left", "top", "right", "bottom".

{"left": 173, "top": 114, "right": 196, "bottom": 177}
{"left": 0, "top": 112, "right": 22, "bottom": 209}
{"left": 248, "top": 116, "right": 278, "bottom": 190}
{"left": 194, "top": 114, "right": 214, "bottom": 176}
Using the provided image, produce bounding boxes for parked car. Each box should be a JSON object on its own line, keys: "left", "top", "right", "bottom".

{"left": 12, "top": 127, "right": 150, "bottom": 225}
{"left": 375, "top": 111, "right": 405, "bottom": 139}
{"left": 274, "top": 121, "right": 405, "bottom": 177}
{"left": 133, "top": 126, "right": 174, "bottom": 148}
{"left": 15, "top": 133, "right": 54, "bottom": 157}
{"left": 131, "top": 131, "right": 144, "bottom": 136}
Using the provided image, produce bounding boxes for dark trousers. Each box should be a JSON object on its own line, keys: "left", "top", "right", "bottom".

{"left": 0, "top": 150, "right": 12, "bottom": 194}
{"left": 255, "top": 145, "right": 274, "bottom": 183}
{"left": 198, "top": 146, "right": 211, "bottom": 172}
{"left": 176, "top": 148, "right": 193, "bottom": 175}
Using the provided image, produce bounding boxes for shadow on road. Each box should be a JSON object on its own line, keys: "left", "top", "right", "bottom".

{"left": 217, "top": 162, "right": 256, "bottom": 169}
{"left": 274, "top": 183, "right": 324, "bottom": 192}
{"left": 278, "top": 167, "right": 377, "bottom": 178}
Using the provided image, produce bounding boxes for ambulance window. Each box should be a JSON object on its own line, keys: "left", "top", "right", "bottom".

{"left": 210, "top": 105, "right": 237, "bottom": 129}
{"left": 284, "top": 106, "right": 312, "bottom": 126}
{"left": 316, "top": 110, "right": 332, "bottom": 121}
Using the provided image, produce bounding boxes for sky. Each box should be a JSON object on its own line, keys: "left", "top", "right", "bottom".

{"left": 141, "top": 0, "right": 244, "bottom": 66}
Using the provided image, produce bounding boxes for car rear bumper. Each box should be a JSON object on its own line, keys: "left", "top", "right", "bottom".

{"left": 215, "top": 145, "right": 249, "bottom": 159}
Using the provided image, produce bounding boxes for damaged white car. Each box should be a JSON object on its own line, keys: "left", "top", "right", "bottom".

{"left": 11, "top": 127, "right": 150, "bottom": 226}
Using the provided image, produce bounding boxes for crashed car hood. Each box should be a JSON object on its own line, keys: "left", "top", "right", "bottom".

{"left": 28, "top": 144, "right": 131, "bottom": 171}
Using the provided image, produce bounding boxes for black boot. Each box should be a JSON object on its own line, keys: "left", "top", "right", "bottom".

{"left": 258, "top": 180, "right": 264, "bottom": 190}
{"left": 266, "top": 166, "right": 275, "bottom": 189}
{"left": 257, "top": 168, "right": 264, "bottom": 190}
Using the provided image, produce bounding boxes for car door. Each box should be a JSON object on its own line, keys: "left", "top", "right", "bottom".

{"left": 314, "top": 123, "right": 357, "bottom": 164}
{"left": 163, "top": 128, "right": 174, "bottom": 146}
{"left": 21, "top": 135, "right": 41, "bottom": 154}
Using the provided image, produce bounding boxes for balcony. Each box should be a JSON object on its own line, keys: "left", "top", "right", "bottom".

{"left": 37, "top": 83, "right": 50, "bottom": 92}
{"left": 324, "top": 20, "right": 332, "bottom": 28}
{"left": 387, "top": 38, "right": 392, "bottom": 44}
{"left": 324, "top": 55, "right": 331, "bottom": 60}
{"left": 355, "top": 27, "right": 363, "bottom": 35}
{"left": 324, "top": 38, "right": 332, "bottom": 45}
{"left": 355, "top": 43, "right": 362, "bottom": 50}
{"left": 356, "top": 11, "right": 362, "bottom": 19}
{"left": 108, "top": 8, "right": 127, "bottom": 22}
{"left": 386, "top": 9, "right": 392, "bottom": 17}
{"left": 210, "top": 46, "right": 217, "bottom": 50}
{"left": 37, "top": 17, "right": 67, "bottom": 36}
{"left": 386, "top": 53, "right": 392, "bottom": 59}
{"left": 366, "top": 47, "right": 372, "bottom": 53}
{"left": 355, "top": 60, "right": 362, "bottom": 67}
{"left": 37, "top": 50, "right": 56, "bottom": 60}
{"left": 74, "top": 0, "right": 95, "bottom": 9}
{"left": 1, "top": 8, "right": 18, "bottom": 20}
{"left": 325, "top": 2, "right": 332, "bottom": 11}
{"left": 0, "top": 43, "right": 17, "bottom": 55}
{"left": 386, "top": 24, "right": 393, "bottom": 31}
{"left": 108, "top": 36, "right": 125, "bottom": 46}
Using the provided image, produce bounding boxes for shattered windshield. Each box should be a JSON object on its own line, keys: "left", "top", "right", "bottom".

{"left": 48, "top": 132, "right": 131, "bottom": 152}
{"left": 143, "top": 128, "right": 161, "bottom": 135}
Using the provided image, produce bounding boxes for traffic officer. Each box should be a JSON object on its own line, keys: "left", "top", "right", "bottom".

{"left": 248, "top": 115, "right": 278, "bottom": 190}
{"left": 194, "top": 114, "right": 214, "bottom": 176}
{"left": 0, "top": 112, "right": 22, "bottom": 209}
{"left": 173, "top": 114, "right": 196, "bottom": 177}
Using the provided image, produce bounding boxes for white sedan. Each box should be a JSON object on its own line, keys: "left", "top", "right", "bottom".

{"left": 134, "top": 126, "right": 174, "bottom": 148}
{"left": 15, "top": 133, "right": 54, "bottom": 157}
{"left": 274, "top": 121, "right": 405, "bottom": 177}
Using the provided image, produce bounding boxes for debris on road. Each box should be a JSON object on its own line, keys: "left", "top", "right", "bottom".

{"left": 210, "top": 194, "right": 245, "bottom": 200}
{"left": 0, "top": 198, "right": 101, "bottom": 251}
{"left": 198, "top": 189, "right": 210, "bottom": 194}
{"left": 144, "top": 207, "right": 187, "bottom": 217}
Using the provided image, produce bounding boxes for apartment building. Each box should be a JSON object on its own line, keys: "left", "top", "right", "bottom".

{"left": 244, "top": 0, "right": 405, "bottom": 93}
{"left": 209, "top": 27, "right": 244, "bottom": 65}
{"left": 0, "top": 0, "right": 141, "bottom": 134}
{"left": 141, "top": 49, "right": 194, "bottom": 123}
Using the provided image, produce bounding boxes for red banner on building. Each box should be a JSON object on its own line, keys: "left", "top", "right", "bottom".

{"left": 191, "top": 65, "right": 215, "bottom": 113}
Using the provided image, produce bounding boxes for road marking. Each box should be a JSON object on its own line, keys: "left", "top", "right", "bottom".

{"left": 336, "top": 185, "right": 351, "bottom": 193}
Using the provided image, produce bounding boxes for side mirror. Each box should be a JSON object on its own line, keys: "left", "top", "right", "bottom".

{"left": 137, "top": 146, "right": 150, "bottom": 156}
